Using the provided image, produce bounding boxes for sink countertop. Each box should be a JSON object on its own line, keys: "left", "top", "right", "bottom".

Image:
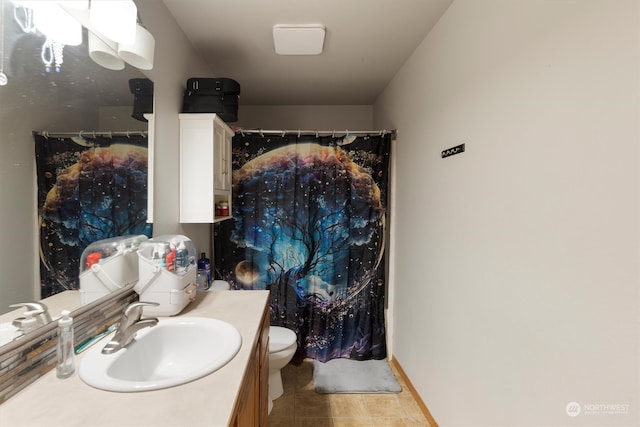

{"left": 0, "top": 290, "right": 270, "bottom": 427}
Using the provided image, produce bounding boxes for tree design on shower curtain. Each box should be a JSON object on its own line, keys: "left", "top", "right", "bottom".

{"left": 214, "top": 133, "right": 391, "bottom": 362}
{"left": 35, "top": 134, "right": 152, "bottom": 298}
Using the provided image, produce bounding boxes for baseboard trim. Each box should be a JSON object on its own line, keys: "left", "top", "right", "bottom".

{"left": 389, "top": 357, "right": 439, "bottom": 427}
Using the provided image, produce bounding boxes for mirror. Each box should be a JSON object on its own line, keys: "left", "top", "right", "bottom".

{"left": 0, "top": 0, "right": 152, "bottom": 344}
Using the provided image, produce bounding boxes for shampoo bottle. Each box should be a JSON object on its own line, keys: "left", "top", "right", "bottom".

{"left": 196, "top": 252, "right": 211, "bottom": 290}
{"left": 56, "top": 310, "right": 75, "bottom": 379}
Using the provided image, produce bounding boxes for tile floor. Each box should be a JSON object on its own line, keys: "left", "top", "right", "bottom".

{"left": 268, "top": 359, "right": 434, "bottom": 426}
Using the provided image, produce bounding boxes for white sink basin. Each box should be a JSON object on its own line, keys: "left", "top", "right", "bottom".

{"left": 78, "top": 317, "right": 242, "bottom": 392}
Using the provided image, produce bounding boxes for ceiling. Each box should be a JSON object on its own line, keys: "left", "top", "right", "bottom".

{"left": 162, "top": 0, "right": 454, "bottom": 105}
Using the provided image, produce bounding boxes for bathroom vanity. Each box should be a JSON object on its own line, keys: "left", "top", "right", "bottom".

{"left": 0, "top": 290, "right": 270, "bottom": 427}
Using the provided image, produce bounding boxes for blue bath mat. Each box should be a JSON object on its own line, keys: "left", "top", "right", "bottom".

{"left": 313, "top": 358, "right": 402, "bottom": 394}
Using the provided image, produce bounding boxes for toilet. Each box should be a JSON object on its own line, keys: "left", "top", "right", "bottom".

{"left": 267, "top": 326, "right": 297, "bottom": 413}
{"left": 209, "top": 280, "right": 231, "bottom": 291}
{"left": 207, "top": 280, "right": 297, "bottom": 413}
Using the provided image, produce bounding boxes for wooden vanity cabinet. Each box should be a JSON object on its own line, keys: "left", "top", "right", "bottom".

{"left": 231, "top": 303, "right": 269, "bottom": 426}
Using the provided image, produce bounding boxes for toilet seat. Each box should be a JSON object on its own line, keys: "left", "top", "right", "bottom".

{"left": 269, "top": 326, "right": 297, "bottom": 353}
{"left": 210, "top": 280, "right": 230, "bottom": 291}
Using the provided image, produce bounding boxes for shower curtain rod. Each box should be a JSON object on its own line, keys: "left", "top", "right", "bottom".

{"left": 33, "top": 130, "right": 148, "bottom": 138}
{"left": 234, "top": 128, "right": 396, "bottom": 138}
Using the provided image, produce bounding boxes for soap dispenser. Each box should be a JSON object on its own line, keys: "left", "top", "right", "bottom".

{"left": 20, "top": 311, "right": 39, "bottom": 335}
{"left": 56, "top": 310, "right": 75, "bottom": 379}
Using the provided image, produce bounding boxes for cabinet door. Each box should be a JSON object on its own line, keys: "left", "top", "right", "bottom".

{"left": 214, "top": 125, "right": 231, "bottom": 192}
{"left": 259, "top": 309, "right": 270, "bottom": 425}
{"left": 233, "top": 349, "right": 258, "bottom": 427}
{"left": 179, "top": 114, "right": 233, "bottom": 223}
{"left": 180, "top": 118, "right": 215, "bottom": 222}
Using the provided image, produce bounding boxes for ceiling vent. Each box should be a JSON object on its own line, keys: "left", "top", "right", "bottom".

{"left": 273, "top": 24, "right": 325, "bottom": 55}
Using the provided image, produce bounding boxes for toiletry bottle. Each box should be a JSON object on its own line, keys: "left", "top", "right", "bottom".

{"left": 86, "top": 252, "right": 102, "bottom": 268}
{"left": 20, "top": 311, "right": 39, "bottom": 335}
{"left": 219, "top": 201, "right": 229, "bottom": 217}
{"left": 165, "top": 247, "right": 176, "bottom": 272}
{"left": 175, "top": 240, "right": 189, "bottom": 274}
{"left": 56, "top": 310, "right": 75, "bottom": 379}
{"left": 196, "top": 252, "right": 211, "bottom": 290}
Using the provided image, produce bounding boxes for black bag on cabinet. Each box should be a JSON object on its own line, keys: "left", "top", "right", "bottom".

{"left": 129, "top": 78, "right": 154, "bottom": 122}
{"left": 182, "top": 93, "right": 239, "bottom": 122}
{"left": 181, "top": 77, "right": 240, "bottom": 122}
{"left": 185, "top": 77, "right": 240, "bottom": 96}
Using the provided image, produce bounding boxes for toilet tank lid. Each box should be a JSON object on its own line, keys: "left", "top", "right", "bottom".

{"left": 269, "top": 326, "right": 297, "bottom": 353}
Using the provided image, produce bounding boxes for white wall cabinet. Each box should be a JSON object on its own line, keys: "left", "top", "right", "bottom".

{"left": 179, "top": 113, "right": 233, "bottom": 223}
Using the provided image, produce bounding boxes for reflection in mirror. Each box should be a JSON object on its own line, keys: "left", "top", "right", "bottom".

{"left": 34, "top": 130, "right": 152, "bottom": 298}
{"left": 0, "top": 0, "right": 153, "bottom": 346}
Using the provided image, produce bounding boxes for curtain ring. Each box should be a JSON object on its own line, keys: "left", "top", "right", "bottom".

{"left": 332, "top": 130, "right": 335, "bottom": 138}
{"left": 108, "top": 131, "right": 113, "bottom": 139}
{"left": 126, "top": 131, "right": 131, "bottom": 138}
{"left": 259, "top": 129, "right": 264, "bottom": 137}
{"left": 298, "top": 129, "right": 301, "bottom": 138}
{"left": 79, "top": 131, "right": 84, "bottom": 138}
{"left": 282, "top": 130, "right": 286, "bottom": 137}
{"left": 315, "top": 129, "right": 319, "bottom": 138}
{"left": 239, "top": 129, "right": 244, "bottom": 137}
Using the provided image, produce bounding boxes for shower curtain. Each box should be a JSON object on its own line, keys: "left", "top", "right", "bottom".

{"left": 34, "top": 133, "right": 152, "bottom": 298}
{"left": 214, "top": 132, "right": 391, "bottom": 362}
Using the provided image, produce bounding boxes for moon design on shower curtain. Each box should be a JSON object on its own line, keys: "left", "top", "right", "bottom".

{"left": 222, "top": 136, "right": 390, "bottom": 362}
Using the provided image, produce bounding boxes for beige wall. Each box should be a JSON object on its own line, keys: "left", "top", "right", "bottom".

{"left": 375, "top": 0, "right": 639, "bottom": 425}
{"left": 236, "top": 105, "right": 373, "bottom": 130}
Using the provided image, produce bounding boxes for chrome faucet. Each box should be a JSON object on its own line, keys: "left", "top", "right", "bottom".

{"left": 10, "top": 301, "right": 53, "bottom": 329}
{"left": 101, "top": 302, "right": 159, "bottom": 354}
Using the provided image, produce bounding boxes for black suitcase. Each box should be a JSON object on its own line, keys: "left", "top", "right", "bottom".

{"left": 182, "top": 92, "right": 239, "bottom": 122}
{"left": 181, "top": 78, "right": 241, "bottom": 122}
{"left": 185, "top": 77, "right": 240, "bottom": 96}
{"left": 129, "top": 78, "right": 154, "bottom": 95}
{"left": 129, "top": 78, "right": 154, "bottom": 122}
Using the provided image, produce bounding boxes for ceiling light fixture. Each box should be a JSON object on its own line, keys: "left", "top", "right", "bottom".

{"left": 117, "top": 24, "right": 155, "bottom": 70}
{"left": 88, "top": 31, "right": 125, "bottom": 70}
{"left": 273, "top": 24, "right": 325, "bottom": 55}
{"left": 89, "top": 0, "right": 137, "bottom": 45}
{"left": 33, "top": 2, "right": 82, "bottom": 47}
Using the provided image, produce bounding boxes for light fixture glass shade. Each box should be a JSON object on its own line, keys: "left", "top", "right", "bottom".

{"left": 117, "top": 24, "right": 155, "bottom": 70}
{"left": 56, "top": 1, "right": 89, "bottom": 10}
{"left": 89, "top": 0, "right": 137, "bottom": 45}
{"left": 33, "top": 2, "right": 83, "bottom": 46}
{"left": 88, "top": 31, "right": 125, "bottom": 70}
